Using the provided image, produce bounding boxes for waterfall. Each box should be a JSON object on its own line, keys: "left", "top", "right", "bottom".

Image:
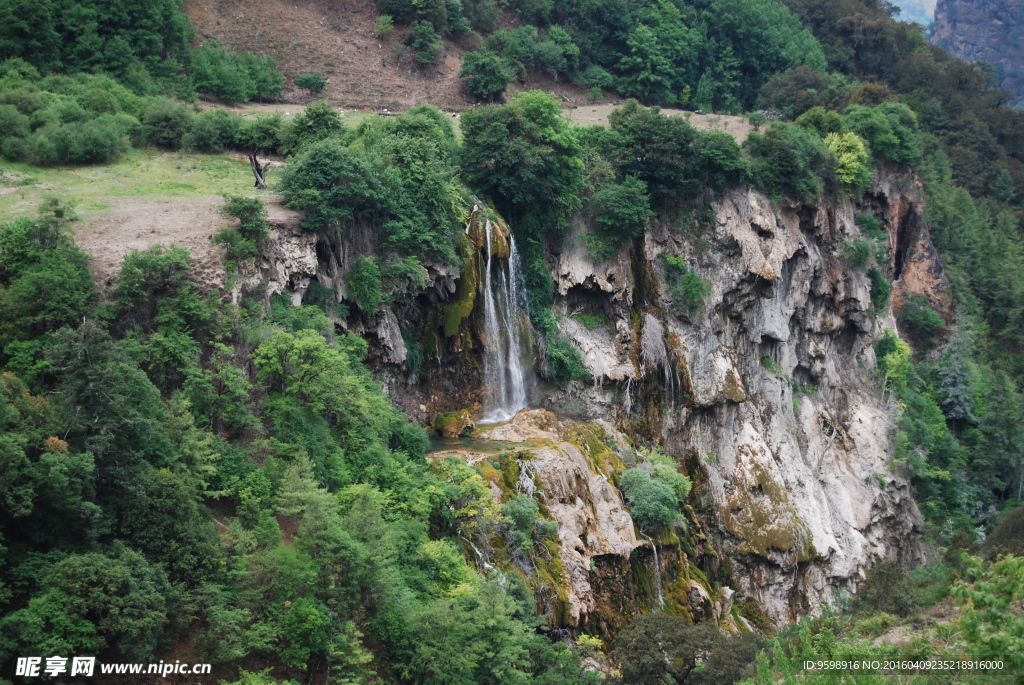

{"left": 460, "top": 535, "right": 494, "bottom": 573}
{"left": 641, "top": 532, "right": 665, "bottom": 608}
{"left": 480, "top": 218, "right": 532, "bottom": 424}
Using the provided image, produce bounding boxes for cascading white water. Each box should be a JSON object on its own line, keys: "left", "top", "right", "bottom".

{"left": 480, "top": 218, "right": 532, "bottom": 424}
{"left": 641, "top": 532, "right": 665, "bottom": 608}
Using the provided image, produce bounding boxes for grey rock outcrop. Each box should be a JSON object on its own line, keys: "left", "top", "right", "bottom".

{"left": 546, "top": 178, "right": 928, "bottom": 625}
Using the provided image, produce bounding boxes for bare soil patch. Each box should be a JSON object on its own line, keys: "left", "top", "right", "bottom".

{"left": 75, "top": 195, "right": 299, "bottom": 290}
{"left": 76, "top": 196, "right": 230, "bottom": 287}
{"left": 186, "top": 0, "right": 470, "bottom": 109}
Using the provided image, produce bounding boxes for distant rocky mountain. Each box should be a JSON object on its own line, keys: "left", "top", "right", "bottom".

{"left": 932, "top": 0, "right": 1024, "bottom": 108}
{"left": 893, "top": 0, "right": 936, "bottom": 26}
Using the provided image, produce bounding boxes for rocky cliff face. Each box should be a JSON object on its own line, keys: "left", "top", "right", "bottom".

{"left": 933, "top": 0, "right": 1024, "bottom": 108}
{"left": 543, "top": 175, "right": 936, "bottom": 625}
{"left": 249, "top": 173, "right": 939, "bottom": 632}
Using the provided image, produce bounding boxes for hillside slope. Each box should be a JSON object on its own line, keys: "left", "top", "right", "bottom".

{"left": 185, "top": 0, "right": 590, "bottom": 108}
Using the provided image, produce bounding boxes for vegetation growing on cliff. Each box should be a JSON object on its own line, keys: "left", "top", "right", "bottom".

{"left": 741, "top": 517, "right": 1024, "bottom": 684}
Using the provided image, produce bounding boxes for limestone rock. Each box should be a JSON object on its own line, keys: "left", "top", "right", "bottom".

{"left": 545, "top": 175, "right": 927, "bottom": 627}
{"left": 477, "top": 408, "right": 561, "bottom": 442}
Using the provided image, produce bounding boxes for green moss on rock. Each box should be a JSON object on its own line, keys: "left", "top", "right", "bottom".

{"left": 443, "top": 234, "right": 479, "bottom": 337}
{"left": 722, "top": 461, "right": 817, "bottom": 561}
{"left": 435, "top": 409, "right": 475, "bottom": 438}
{"left": 724, "top": 369, "right": 746, "bottom": 402}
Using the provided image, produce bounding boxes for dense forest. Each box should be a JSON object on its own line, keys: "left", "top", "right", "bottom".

{"left": 1, "top": 0, "right": 1024, "bottom": 682}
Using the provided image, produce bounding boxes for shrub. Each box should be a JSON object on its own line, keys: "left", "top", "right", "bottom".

{"left": 841, "top": 238, "right": 875, "bottom": 270}
{"left": 294, "top": 73, "right": 327, "bottom": 95}
{"left": 182, "top": 109, "right": 242, "bottom": 153}
{"left": 757, "top": 66, "right": 852, "bottom": 119}
{"left": 689, "top": 631, "right": 765, "bottom": 685}
{"left": 284, "top": 100, "right": 345, "bottom": 153}
{"left": 215, "top": 196, "right": 270, "bottom": 261}
{"left": 875, "top": 329, "right": 911, "bottom": 394}
{"left": 981, "top": 506, "right": 1024, "bottom": 559}
{"left": 546, "top": 330, "right": 591, "bottom": 383}
{"left": 899, "top": 294, "right": 944, "bottom": 349}
{"left": 378, "top": 0, "right": 416, "bottom": 22}
{"left": 663, "top": 255, "right": 710, "bottom": 316}
{"left": 502, "top": 494, "right": 538, "bottom": 550}
{"left": 825, "top": 131, "right": 872, "bottom": 190}
{"left": 405, "top": 21, "right": 442, "bottom": 64}
{"left": 237, "top": 114, "right": 285, "bottom": 154}
{"left": 612, "top": 616, "right": 722, "bottom": 684}
{"left": 0, "top": 104, "right": 30, "bottom": 140}
{"left": 373, "top": 15, "right": 395, "bottom": 36}
{"left": 650, "top": 462, "right": 691, "bottom": 502}
{"left": 51, "top": 116, "right": 129, "bottom": 164}
{"left": 868, "top": 268, "right": 891, "bottom": 313}
{"left": 694, "top": 130, "right": 746, "bottom": 187}
{"left": 619, "top": 468, "right": 677, "bottom": 531}
{"left": 346, "top": 256, "right": 384, "bottom": 313}
{"left": 579, "top": 64, "right": 614, "bottom": 89}
{"left": 78, "top": 88, "right": 120, "bottom": 115}
{"left": 459, "top": 50, "right": 515, "bottom": 101}
{"left": 852, "top": 558, "right": 912, "bottom": 617}
{"left": 142, "top": 99, "right": 194, "bottom": 149}
{"left": 795, "top": 106, "right": 845, "bottom": 138}
{"left": 843, "top": 103, "right": 922, "bottom": 167}
{"left": 744, "top": 121, "right": 832, "bottom": 203}
{"left": 190, "top": 39, "right": 283, "bottom": 102}
{"left": 593, "top": 175, "right": 653, "bottom": 240}
{"left": 580, "top": 233, "right": 619, "bottom": 262}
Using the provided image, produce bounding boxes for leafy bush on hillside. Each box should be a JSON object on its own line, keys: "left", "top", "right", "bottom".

{"left": 745, "top": 122, "right": 833, "bottom": 203}
{"left": 459, "top": 50, "right": 515, "bottom": 101}
{"left": 294, "top": 73, "right": 326, "bottom": 95}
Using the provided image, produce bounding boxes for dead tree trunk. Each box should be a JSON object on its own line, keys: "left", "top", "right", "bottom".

{"left": 248, "top": 152, "right": 268, "bottom": 189}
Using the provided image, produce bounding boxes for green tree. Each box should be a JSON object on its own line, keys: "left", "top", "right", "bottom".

{"left": 592, "top": 175, "right": 654, "bottom": 240}
{"left": 142, "top": 98, "right": 193, "bottom": 149}
{"left": 619, "top": 468, "right": 678, "bottom": 531}
{"left": 825, "top": 130, "right": 872, "bottom": 190}
{"left": 0, "top": 547, "right": 169, "bottom": 661}
{"left": 663, "top": 255, "right": 710, "bottom": 316}
{"left": 459, "top": 50, "right": 515, "bottom": 101}
{"left": 460, "top": 90, "right": 584, "bottom": 234}
{"left": 282, "top": 100, "right": 346, "bottom": 153}
{"left": 294, "top": 72, "right": 327, "bottom": 95}
{"left": 190, "top": 39, "right": 283, "bottom": 102}
{"left": 744, "top": 122, "right": 833, "bottom": 203}
{"left": 405, "top": 21, "right": 442, "bottom": 65}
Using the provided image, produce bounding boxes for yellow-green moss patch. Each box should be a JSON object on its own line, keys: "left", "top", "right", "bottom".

{"left": 722, "top": 461, "right": 817, "bottom": 561}
{"left": 435, "top": 409, "right": 475, "bottom": 438}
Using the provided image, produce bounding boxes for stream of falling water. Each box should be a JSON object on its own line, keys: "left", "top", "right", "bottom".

{"left": 479, "top": 217, "right": 533, "bottom": 424}
{"left": 641, "top": 532, "right": 665, "bottom": 608}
